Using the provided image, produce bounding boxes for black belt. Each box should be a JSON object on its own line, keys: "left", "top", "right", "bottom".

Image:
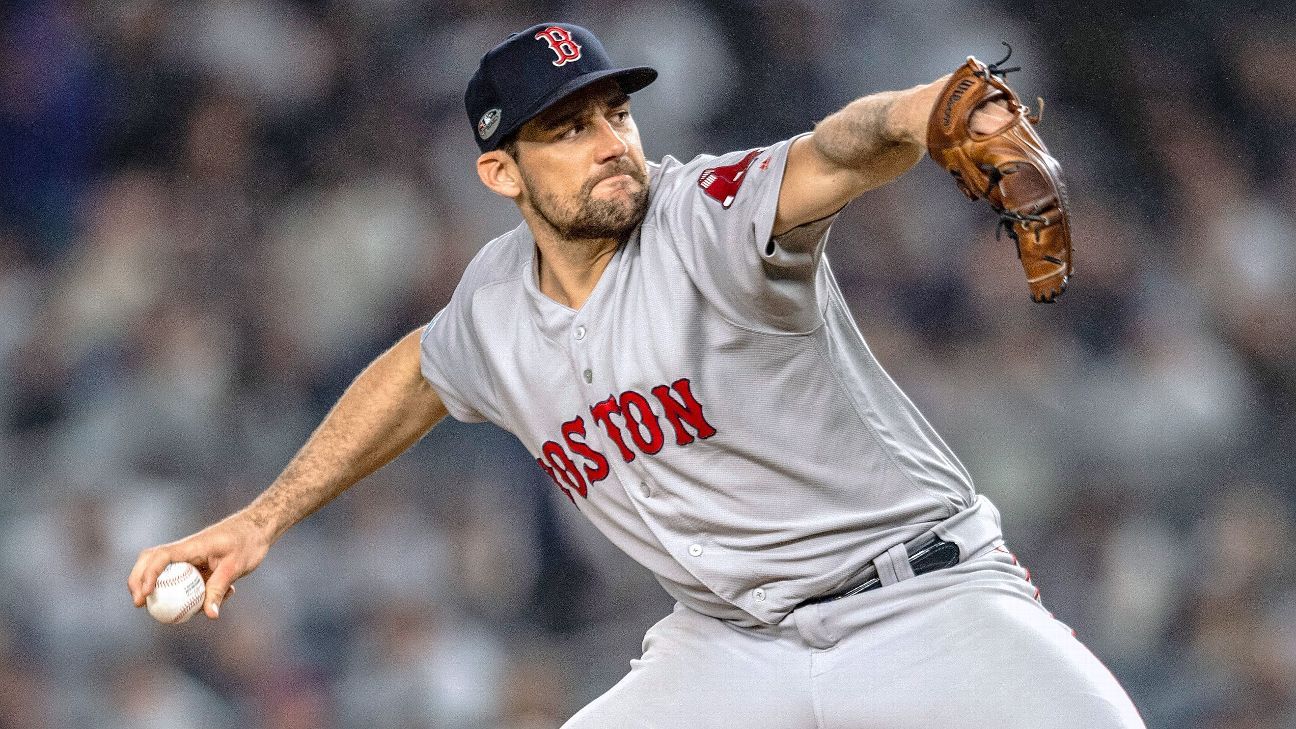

{"left": 798, "top": 536, "right": 962, "bottom": 608}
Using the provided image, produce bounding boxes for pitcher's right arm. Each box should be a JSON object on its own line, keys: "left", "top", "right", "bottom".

{"left": 127, "top": 326, "right": 448, "bottom": 618}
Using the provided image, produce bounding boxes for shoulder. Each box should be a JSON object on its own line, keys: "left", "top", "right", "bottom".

{"left": 454, "top": 223, "right": 531, "bottom": 300}
{"left": 647, "top": 140, "right": 795, "bottom": 213}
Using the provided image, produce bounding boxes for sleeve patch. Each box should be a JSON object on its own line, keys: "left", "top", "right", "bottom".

{"left": 697, "top": 149, "right": 764, "bottom": 209}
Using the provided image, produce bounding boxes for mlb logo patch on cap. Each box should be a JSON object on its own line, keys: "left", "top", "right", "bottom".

{"left": 477, "top": 108, "right": 502, "bottom": 140}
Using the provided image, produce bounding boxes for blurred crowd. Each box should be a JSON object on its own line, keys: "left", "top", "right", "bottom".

{"left": 1, "top": 0, "right": 1294, "bottom": 727}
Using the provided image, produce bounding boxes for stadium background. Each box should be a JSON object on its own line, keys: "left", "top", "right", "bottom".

{"left": 2, "top": 1, "right": 1293, "bottom": 727}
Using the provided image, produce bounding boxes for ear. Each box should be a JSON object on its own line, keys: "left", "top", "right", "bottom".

{"left": 476, "top": 151, "right": 523, "bottom": 199}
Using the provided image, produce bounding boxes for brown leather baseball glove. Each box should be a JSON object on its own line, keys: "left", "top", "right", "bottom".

{"left": 927, "top": 45, "right": 1072, "bottom": 303}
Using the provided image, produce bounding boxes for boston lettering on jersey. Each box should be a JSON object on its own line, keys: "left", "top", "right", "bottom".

{"left": 536, "top": 378, "right": 717, "bottom": 503}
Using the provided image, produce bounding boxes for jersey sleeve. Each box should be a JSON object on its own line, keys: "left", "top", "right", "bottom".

{"left": 649, "top": 134, "right": 836, "bottom": 333}
{"left": 419, "top": 282, "right": 494, "bottom": 424}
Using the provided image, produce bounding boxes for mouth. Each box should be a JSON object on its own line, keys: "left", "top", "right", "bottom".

{"left": 595, "top": 173, "right": 635, "bottom": 187}
{"left": 590, "top": 173, "right": 641, "bottom": 197}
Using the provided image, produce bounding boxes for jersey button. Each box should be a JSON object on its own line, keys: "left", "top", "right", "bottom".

{"left": 583, "top": 368, "right": 593, "bottom": 383}
{"left": 639, "top": 481, "right": 652, "bottom": 498}
{"left": 688, "top": 544, "right": 703, "bottom": 557}
{"left": 574, "top": 325, "right": 586, "bottom": 340}
{"left": 753, "top": 588, "right": 767, "bottom": 602}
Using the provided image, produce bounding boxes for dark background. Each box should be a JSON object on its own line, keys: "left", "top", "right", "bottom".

{"left": 1, "top": 1, "right": 1293, "bottom": 727}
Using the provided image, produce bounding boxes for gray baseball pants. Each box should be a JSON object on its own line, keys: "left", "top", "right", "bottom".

{"left": 563, "top": 544, "right": 1145, "bottom": 728}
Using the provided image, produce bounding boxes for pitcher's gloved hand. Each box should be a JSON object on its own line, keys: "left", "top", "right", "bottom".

{"left": 927, "top": 44, "right": 1072, "bottom": 303}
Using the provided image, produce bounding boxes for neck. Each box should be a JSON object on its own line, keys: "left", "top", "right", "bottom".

{"left": 526, "top": 213, "right": 623, "bottom": 310}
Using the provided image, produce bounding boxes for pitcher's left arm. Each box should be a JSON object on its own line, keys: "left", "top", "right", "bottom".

{"left": 773, "top": 77, "right": 1012, "bottom": 236}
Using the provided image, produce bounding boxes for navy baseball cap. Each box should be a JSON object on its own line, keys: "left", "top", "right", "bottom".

{"left": 466, "top": 23, "right": 658, "bottom": 153}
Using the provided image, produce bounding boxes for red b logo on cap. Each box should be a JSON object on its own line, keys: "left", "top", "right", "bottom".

{"left": 535, "top": 26, "right": 582, "bottom": 67}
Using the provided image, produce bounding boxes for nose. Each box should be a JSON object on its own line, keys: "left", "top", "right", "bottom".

{"left": 592, "top": 116, "right": 628, "bottom": 163}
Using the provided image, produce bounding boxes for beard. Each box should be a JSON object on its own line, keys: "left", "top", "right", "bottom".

{"left": 525, "top": 162, "right": 650, "bottom": 241}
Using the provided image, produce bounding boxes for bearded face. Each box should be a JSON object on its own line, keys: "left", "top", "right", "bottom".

{"left": 503, "top": 81, "right": 652, "bottom": 244}
{"left": 520, "top": 157, "right": 650, "bottom": 241}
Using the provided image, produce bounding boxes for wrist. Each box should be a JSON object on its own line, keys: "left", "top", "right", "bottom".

{"left": 885, "top": 78, "right": 947, "bottom": 148}
{"left": 233, "top": 504, "right": 283, "bottom": 547}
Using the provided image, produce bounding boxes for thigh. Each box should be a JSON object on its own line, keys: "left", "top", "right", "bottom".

{"left": 562, "top": 605, "right": 817, "bottom": 729}
{"left": 813, "top": 550, "right": 1146, "bottom": 729}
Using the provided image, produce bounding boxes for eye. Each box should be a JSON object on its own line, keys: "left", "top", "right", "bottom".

{"left": 612, "top": 110, "right": 631, "bottom": 124}
{"left": 559, "top": 123, "right": 585, "bottom": 140}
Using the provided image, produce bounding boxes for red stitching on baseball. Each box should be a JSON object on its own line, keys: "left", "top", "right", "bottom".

{"left": 171, "top": 591, "right": 204, "bottom": 623}
{"left": 156, "top": 564, "right": 200, "bottom": 589}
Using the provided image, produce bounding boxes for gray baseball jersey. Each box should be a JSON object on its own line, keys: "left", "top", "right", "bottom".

{"left": 419, "top": 136, "right": 979, "bottom": 627}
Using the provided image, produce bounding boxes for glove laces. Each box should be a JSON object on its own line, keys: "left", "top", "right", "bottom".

{"left": 981, "top": 42, "right": 1021, "bottom": 79}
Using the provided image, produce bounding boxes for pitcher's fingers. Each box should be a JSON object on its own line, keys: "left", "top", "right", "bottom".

{"left": 129, "top": 536, "right": 210, "bottom": 605}
{"left": 128, "top": 548, "right": 174, "bottom": 606}
{"left": 204, "top": 559, "right": 238, "bottom": 619}
{"left": 127, "top": 553, "right": 149, "bottom": 606}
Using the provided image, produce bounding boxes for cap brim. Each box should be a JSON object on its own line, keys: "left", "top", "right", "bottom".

{"left": 490, "top": 66, "right": 658, "bottom": 149}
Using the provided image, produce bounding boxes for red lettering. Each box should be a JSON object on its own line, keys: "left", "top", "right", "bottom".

{"left": 534, "top": 26, "right": 583, "bottom": 67}
{"left": 618, "top": 391, "right": 664, "bottom": 455}
{"left": 590, "top": 395, "right": 636, "bottom": 463}
{"left": 535, "top": 457, "right": 576, "bottom": 505}
{"left": 651, "top": 378, "right": 717, "bottom": 445}
{"left": 561, "top": 416, "right": 610, "bottom": 484}
{"left": 555, "top": 381, "right": 717, "bottom": 471}
{"left": 541, "top": 441, "right": 588, "bottom": 498}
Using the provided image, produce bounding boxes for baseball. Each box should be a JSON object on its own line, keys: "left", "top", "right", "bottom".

{"left": 146, "top": 562, "right": 206, "bottom": 624}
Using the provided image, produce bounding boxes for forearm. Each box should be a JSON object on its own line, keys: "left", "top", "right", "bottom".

{"left": 811, "top": 79, "right": 944, "bottom": 171}
{"left": 240, "top": 327, "right": 447, "bottom": 543}
{"left": 775, "top": 78, "right": 947, "bottom": 234}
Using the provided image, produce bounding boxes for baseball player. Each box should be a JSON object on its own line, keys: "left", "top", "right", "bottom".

{"left": 129, "top": 23, "right": 1140, "bottom": 728}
